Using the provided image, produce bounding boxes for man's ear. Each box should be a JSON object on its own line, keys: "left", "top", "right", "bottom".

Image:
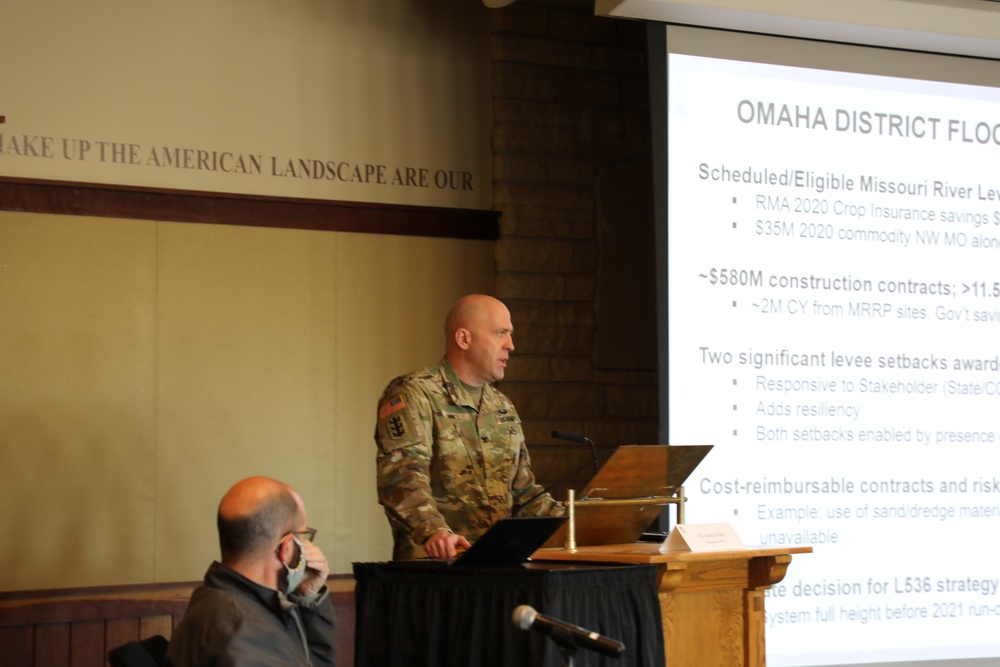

{"left": 275, "top": 534, "right": 294, "bottom": 565}
{"left": 454, "top": 327, "right": 472, "bottom": 350}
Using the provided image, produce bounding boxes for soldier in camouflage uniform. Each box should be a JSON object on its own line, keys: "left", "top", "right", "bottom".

{"left": 374, "top": 294, "right": 564, "bottom": 561}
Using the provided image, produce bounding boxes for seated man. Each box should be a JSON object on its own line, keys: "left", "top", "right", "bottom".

{"left": 166, "top": 476, "right": 336, "bottom": 666}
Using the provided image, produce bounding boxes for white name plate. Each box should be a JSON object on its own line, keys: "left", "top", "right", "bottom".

{"left": 661, "top": 522, "right": 745, "bottom": 552}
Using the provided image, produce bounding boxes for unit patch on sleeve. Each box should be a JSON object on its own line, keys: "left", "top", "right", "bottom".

{"left": 386, "top": 415, "right": 407, "bottom": 439}
{"left": 377, "top": 393, "right": 420, "bottom": 448}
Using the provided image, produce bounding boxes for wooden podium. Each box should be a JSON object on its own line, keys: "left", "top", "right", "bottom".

{"left": 533, "top": 445, "right": 809, "bottom": 667}
{"left": 532, "top": 542, "right": 811, "bottom": 667}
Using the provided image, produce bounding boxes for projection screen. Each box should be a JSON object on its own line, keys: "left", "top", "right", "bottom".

{"left": 655, "top": 23, "right": 1000, "bottom": 667}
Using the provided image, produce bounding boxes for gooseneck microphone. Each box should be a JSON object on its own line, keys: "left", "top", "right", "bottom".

{"left": 551, "top": 430, "right": 599, "bottom": 476}
{"left": 512, "top": 604, "right": 625, "bottom": 658}
{"left": 512, "top": 431, "right": 602, "bottom": 516}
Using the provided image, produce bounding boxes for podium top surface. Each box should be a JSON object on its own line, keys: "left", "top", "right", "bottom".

{"left": 544, "top": 444, "right": 714, "bottom": 548}
{"left": 531, "top": 542, "right": 813, "bottom": 565}
{"left": 578, "top": 444, "right": 712, "bottom": 500}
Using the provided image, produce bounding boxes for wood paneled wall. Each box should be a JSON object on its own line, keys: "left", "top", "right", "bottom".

{"left": 0, "top": 577, "right": 356, "bottom": 667}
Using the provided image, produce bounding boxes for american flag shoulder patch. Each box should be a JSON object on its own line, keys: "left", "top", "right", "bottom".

{"left": 379, "top": 394, "right": 406, "bottom": 420}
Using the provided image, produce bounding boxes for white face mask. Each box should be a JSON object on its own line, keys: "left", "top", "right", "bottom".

{"left": 282, "top": 534, "right": 307, "bottom": 595}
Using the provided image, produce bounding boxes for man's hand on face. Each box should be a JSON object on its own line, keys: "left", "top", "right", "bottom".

{"left": 296, "top": 540, "right": 330, "bottom": 598}
{"left": 424, "top": 529, "right": 471, "bottom": 559}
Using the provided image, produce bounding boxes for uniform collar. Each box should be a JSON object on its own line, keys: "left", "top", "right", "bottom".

{"left": 439, "top": 357, "right": 494, "bottom": 410}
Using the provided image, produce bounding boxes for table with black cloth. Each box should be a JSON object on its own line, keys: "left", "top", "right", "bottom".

{"left": 353, "top": 561, "right": 665, "bottom": 667}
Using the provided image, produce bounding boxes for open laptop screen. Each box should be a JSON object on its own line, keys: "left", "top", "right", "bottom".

{"left": 451, "top": 516, "right": 567, "bottom": 567}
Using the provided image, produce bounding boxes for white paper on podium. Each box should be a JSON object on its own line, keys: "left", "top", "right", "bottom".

{"left": 661, "top": 523, "right": 744, "bottom": 552}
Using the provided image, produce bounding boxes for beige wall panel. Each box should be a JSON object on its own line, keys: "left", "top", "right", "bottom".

{"left": 0, "top": 212, "right": 158, "bottom": 590}
{"left": 154, "top": 222, "right": 341, "bottom": 582}
{"left": 1, "top": 0, "right": 492, "bottom": 208}
{"left": 330, "top": 233, "right": 495, "bottom": 566}
{"left": 0, "top": 212, "right": 495, "bottom": 588}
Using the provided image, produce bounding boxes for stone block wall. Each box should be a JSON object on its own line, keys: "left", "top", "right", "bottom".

{"left": 489, "top": 1, "right": 660, "bottom": 492}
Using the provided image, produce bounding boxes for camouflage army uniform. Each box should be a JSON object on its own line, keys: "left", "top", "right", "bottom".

{"left": 375, "top": 357, "right": 564, "bottom": 560}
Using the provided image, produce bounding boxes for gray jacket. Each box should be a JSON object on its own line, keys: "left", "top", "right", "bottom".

{"left": 166, "top": 561, "right": 336, "bottom": 667}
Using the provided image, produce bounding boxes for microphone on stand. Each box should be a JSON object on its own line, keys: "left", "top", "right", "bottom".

{"left": 512, "top": 431, "right": 601, "bottom": 516}
{"left": 551, "top": 430, "right": 599, "bottom": 476}
{"left": 512, "top": 604, "right": 625, "bottom": 658}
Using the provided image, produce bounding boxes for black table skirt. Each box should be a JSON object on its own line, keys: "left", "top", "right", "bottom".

{"left": 353, "top": 561, "right": 665, "bottom": 667}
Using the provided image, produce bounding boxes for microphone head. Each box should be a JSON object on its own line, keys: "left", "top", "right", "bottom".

{"left": 512, "top": 604, "right": 537, "bottom": 630}
{"left": 551, "top": 430, "right": 585, "bottom": 443}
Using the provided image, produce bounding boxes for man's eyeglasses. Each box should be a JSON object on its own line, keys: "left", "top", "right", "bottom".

{"left": 276, "top": 528, "right": 317, "bottom": 555}
{"left": 292, "top": 527, "right": 317, "bottom": 543}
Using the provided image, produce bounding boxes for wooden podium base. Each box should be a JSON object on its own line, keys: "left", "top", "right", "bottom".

{"left": 533, "top": 543, "right": 811, "bottom": 667}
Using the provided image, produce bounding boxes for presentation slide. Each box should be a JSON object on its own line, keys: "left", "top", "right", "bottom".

{"left": 662, "top": 28, "right": 1000, "bottom": 667}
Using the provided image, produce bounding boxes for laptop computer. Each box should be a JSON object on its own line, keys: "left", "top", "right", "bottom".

{"left": 451, "top": 516, "right": 568, "bottom": 567}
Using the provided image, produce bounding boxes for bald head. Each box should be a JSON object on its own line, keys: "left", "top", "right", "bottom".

{"left": 444, "top": 294, "right": 515, "bottom": 386}
{"left": 217, "top": 476, "right": 303, "bottom": 564}
{"left": 445, "top": 294, "right": 504, "bottom": 346}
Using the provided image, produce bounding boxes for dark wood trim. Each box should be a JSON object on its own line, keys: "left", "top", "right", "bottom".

{"left": 0, "top": 575, "right": 357, "bottom": 666}
{"left": 0, "top": 591, "right": 191, "bottom": 626}
{"left": 0, "top": 574, "right": 356, "bottom": 626}
{"left": 0, "top": 176, "right": 500, "bottom": 240}
{"left": 0, "top": 580, "right": 201, "bottom": 603}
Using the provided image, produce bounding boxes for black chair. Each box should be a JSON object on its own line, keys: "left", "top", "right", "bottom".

{"left": 107, "top": 634, "right": 169, "bottom": 667}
